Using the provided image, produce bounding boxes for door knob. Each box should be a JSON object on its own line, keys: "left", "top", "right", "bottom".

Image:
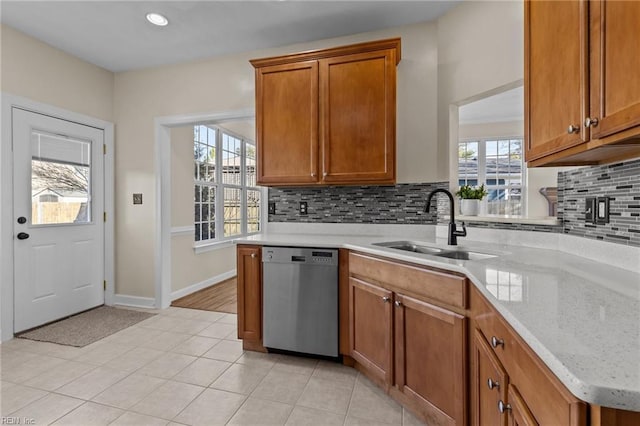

{"left": 17, "top": 232, "right": 30, "bottom": 240}
{"left": 17, "top": 216, "right": 27, "bottom": 224}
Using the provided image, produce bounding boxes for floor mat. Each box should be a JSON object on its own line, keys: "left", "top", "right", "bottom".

{"left": 17, "top": 306, "right": 156, "bottom": 347}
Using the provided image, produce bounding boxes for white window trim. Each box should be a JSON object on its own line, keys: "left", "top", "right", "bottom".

{"left": 458, "top": 136, "right": 526, "bottom": 216}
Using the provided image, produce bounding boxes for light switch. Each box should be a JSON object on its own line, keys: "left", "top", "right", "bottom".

{"left": 133, "top": 193, "right": 143, "bottom": 205}
{"left": 585, "top": 197, "right": 596, "bottom": 223}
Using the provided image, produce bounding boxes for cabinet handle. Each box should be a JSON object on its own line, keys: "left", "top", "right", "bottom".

{"left": 567, "top": 124, "right": 580, "bottom": 134}
{"left": 311, "top": 173, "right": 316, "bottom": 177}
{"left": 323, "top": 172, "right": 328, "bottom": 177}
{"left": 491, "top": 336, "right": 504, "bottom": 348}
{"left": 487, "top": 378, "right": 499, "bottom": 390}
{"left": 394, "top": 300, "right": 402, "bottom": 307}
{"left": 382, "top": 296, "right": 391, "bottom": 303}
{"left": 498, "top": 400, "right": 511, "bottom": 414}
{"left": 585, "top": 117, "right": 599, "bottom": 128}
{"left": 250, "top": 253, "right": 257, "bottom": 258}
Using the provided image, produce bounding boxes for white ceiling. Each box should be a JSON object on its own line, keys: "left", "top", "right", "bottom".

{"left": 458, "top": 86, "right": 524, "bottom": 125}
{"left": 0, "top": 1, "right": 459, "bottom": 72}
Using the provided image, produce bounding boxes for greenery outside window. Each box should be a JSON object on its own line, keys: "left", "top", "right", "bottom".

{"left": 194, "top": 124, "right": 260, "bottom": 243}
{"left": 458, "top": 137, "right": 524, "bottom": 215}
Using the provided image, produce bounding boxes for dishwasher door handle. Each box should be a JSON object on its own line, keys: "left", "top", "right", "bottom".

{"left": 291, "top": 256, "right": 306, "bottom": 262}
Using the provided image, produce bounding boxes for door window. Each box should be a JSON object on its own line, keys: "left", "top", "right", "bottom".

{"left": 31, "top": 130, "right": 91, "bottom": 225}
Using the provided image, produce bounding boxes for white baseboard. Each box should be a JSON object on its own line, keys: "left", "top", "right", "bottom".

{"left": 112, "top": 294, "right": 156, "bottom": 309}
{"left": 171, "top": 270, "right": 237, "bottom": 301}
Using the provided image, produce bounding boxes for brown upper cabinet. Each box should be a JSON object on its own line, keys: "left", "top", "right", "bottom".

{"left": 525, "top": 0, "right": 640, "bottom": 167}
{"left": 251, "top": 38, "right": 400, "bottom": 186}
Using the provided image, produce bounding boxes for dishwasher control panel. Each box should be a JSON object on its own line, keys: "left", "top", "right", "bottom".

{"left": 262, "top": 247, "right": 338, "bottom": 266}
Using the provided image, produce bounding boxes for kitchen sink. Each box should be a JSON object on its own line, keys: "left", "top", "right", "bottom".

{"left": 433, "top": 250, "right": 497, "bottom": 261}
{"left": 373, "top": 241, "right": 446, "bottom": 255}
{"left": 373, "top": 241, "right": 497, "bottom": 261}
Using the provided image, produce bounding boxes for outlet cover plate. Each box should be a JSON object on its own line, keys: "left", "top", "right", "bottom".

{"left": 596, "top": 197, "right": 610, "bottom": 224}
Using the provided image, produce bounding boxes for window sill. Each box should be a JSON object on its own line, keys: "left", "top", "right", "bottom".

{"left": 457, "top": 215, "right": 560, "bottom": 226}
{"left": 193, "top": 240, "right": 235, "bottom": 254}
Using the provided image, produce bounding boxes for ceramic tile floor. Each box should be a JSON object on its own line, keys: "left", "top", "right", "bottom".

{"left": 1, "top": 307, "right": 425, "bottom": 425}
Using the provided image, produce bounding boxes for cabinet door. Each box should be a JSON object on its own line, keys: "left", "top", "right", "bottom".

{"left": 472, "top": 329, "right": 508, "bottom": 426}
{"left": 255, "top": 61, "right": 318, "bottom": 185}
{"left": 319, "top": 49, "right": 396, "bottom": 184}
{"left": 506, "top": 384, "right": 539, "bottom": 426}
{"left": 589, "top": 0, "right": 640, "bottom": 140}
{"left": 349, "top": 277, "right": 393, "bottom": 386}
{"left": 525, "top": 0, "right": 589, "bottom": 161}
{"left": 237, "top": 245, "right": 262, "bottom": 346}
{"left": 394, "top": 294, "right": 466, "bottom": 425}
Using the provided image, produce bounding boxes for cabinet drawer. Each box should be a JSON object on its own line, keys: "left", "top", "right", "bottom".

{"left": 349, "top": 252, "right": 467, "bottom": 309}
{"left": 472, "top": 288, "right": 586, "bottom": 425}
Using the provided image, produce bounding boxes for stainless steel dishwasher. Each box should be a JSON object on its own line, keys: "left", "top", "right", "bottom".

{"left": 262, "top": 246, "right": 338, "bottom": 358}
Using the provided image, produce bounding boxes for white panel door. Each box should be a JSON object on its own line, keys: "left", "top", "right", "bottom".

{"left": 13, "top": 108, "right": 104, "bottom": 332}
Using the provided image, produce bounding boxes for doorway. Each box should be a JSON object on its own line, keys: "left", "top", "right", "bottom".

{"left": 12, "top": 108, "right": 105, "bottom": 332}
{"left": 1, "top": 96, "right": 115, "bottom": 341}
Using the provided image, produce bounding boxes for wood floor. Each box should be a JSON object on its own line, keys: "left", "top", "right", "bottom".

{"left": 172, "top": 277, "right": 237, "bottom": 314}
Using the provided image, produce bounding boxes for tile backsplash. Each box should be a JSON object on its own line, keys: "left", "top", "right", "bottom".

{"left": 268, "top": 182, "right": 448, "bottom": 224}
{"left": 558, "top": 158, "right": 640, "bottom": 247}
{"left": 268, "top": 158, "right": 640, "bottom": 247}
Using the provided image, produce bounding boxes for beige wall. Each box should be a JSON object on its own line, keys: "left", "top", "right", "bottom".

{"left": 459, "top": 121, "right": 523, "bottom": 140}
{"left": 221, "top": 120, "right": 255, "bottom": 141}
{"left": 171, "top": 126, "right": 195, "bottom": 228}
{"left": 113, "top": 21, "right": 439, "bottom": 298}
{"left": 171, "top": 236, "right": 236, "bottom": 293}
{"left": 437, "top": 1, "right": 524, "bottom": 182}
{"left": 0, "top": 24, "right": 114, "bottom": 122}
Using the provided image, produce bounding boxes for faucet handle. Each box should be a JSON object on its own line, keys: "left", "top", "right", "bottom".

{"left": 455, "top": 221, "right": 467, "bottom": 237}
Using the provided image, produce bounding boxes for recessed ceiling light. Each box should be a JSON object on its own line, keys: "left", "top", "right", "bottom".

{"left": 146, "top": 12, "right": 168, "bottom": 27}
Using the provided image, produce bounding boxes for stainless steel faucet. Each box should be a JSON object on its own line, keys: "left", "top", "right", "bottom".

{"left": 425, "top": 188, "right": 467, "bottom": 245}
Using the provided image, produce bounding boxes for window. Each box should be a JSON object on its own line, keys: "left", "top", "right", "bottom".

{"left": 458, "top": 137, "right": 524, "bottom": 215}
{"left": 194, "top": 125, "right": 260, "bottom": 243}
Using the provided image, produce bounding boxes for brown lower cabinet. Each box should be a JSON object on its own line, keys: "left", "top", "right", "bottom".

{"left": 237, "top": 245, "right": 640, "bottom": 425}
{"left": 473, "top": 329, "right": 508, "bottom": 426}
{"left": 236, "top": 245, "right": 265, "bottom": 352}
{"left": 393, "top": 293, "right": 466, "bottom": 426}
{"left": 349, "top": 277, "right": 393, "bottom": 386}
{"left": 348, "top": 252, "right": 467, "bottom": 425}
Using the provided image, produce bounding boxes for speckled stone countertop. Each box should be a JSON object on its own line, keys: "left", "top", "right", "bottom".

{"left": 236, "top": 231, "right": 640, "bottom": 412}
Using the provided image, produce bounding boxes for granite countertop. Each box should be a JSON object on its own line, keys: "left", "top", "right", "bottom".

{"left": 235, "top": 232, "right": 640, "bottom": 412}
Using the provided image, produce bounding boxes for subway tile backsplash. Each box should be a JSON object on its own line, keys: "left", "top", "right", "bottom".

{"left": 268, "top": 158, "right": 640, "bottom": 247}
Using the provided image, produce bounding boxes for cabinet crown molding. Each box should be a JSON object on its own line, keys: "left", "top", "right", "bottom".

{"left": 250, "top": 37, "right": 401, "bottom": 68}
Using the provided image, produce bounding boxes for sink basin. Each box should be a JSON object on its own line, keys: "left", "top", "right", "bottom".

{"left": 373, "top": 241, "right": 445, "bottom": 255}
{"left": 433, "top": 250, "right": 497, "bottom": 261}
{"left": 373, "top": 241, "right": 498, "bottom": 261}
